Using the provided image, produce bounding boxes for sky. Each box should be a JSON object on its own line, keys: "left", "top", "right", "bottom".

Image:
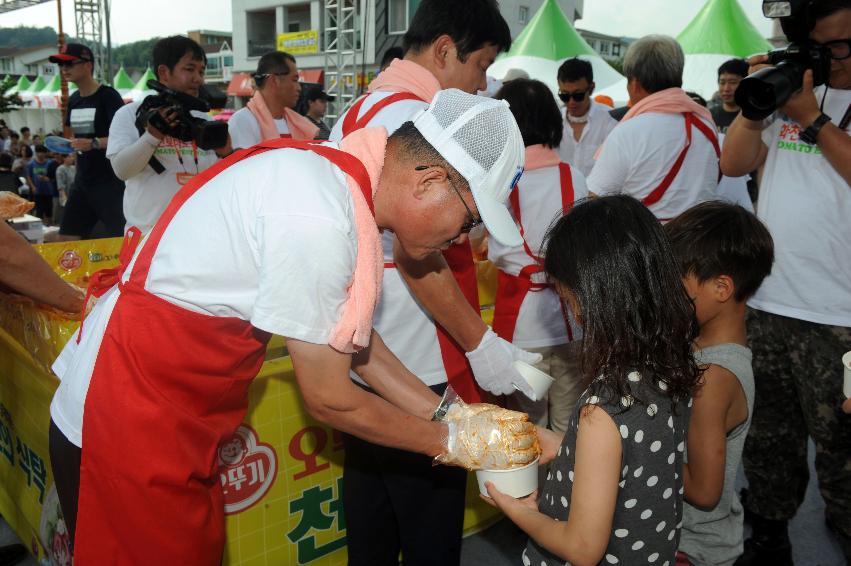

{"left": 0, "top": 0, "right": 774, "bottom": 46}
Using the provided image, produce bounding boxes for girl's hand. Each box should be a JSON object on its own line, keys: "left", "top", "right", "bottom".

{"left": 536, "top": 426, "right": 564, "bottom": 465}
{"left": 481, "top": 482, "right": 539, "bottom": 513}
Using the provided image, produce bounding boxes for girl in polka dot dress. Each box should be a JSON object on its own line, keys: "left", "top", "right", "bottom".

{"left": 483, "top": 195, "right": 702, "bottom": 566}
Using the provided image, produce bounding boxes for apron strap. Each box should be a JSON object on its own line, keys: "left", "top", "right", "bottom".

{"left": 341, "top": 92, "right": 425, "bottom": 138}
{"left": 127, "top": 139, "right": 374, "bottom": 287}
{"left": 642, "top": 112, "right": 722, "bottom": 207}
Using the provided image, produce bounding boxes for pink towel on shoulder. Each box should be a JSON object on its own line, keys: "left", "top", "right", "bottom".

{"left": 524, "top": 144, "right": 562, "bottom": 171}
{"left": 247, "top": 91, "right": 320, "bottom": 141}
{"left": 594, "top": 88, "right": 716, "bottom": 159}
{"left": 367, "top": 59, "right": 441, "bottom": 101}
{"left": 326, "top": 127, "right": 388, "bottom": 353}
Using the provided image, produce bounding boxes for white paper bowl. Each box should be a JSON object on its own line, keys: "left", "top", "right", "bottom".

{"left": 476, "top": 457, "right": 540, "bottom": 498}
{"left": 513, "top": 360, "right": 555, "bottom": 400}
{"left": 842, "top": 351, "right": 851, "bottom": 398}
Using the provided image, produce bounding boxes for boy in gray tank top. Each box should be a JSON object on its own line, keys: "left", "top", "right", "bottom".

{"left": 665, "top": 202, "right": 775, "bottom": 565}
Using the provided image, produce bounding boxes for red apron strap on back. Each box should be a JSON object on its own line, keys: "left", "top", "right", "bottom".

{"left": 128, "top": 140, "right": 373, "bottom": 285}
{"left": 690, "top": 115, "right": 723, "bottom": 182}
{"left": 641, "top": 113, "right": 694, "bottom": 208}
{"left": 342, "top": 92, "right": 426, "bottom": 137}
{"left": 558, "top": 162, "right": 576, "bottom": 214}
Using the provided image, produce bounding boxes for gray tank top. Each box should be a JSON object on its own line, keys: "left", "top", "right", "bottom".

{"left": 678, "top": 343, "right": 755, "bottom": 566}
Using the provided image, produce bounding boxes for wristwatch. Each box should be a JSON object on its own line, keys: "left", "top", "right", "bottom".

{"left": 91, "top": 137, "right": 101, "bottom": 150}
{"left": 799, "top": 113, "right": 831, "bottom": 145}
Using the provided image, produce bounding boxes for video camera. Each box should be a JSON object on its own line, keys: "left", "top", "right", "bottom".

{"left": 736, "top": 0, "right": 832, "bottom": 120}
{"left": 135, "top": 80, "right": 229, "bottom": 151}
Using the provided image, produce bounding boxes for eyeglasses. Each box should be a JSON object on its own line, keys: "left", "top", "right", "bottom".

{"left": 57, "top": 60, "right": 87, "bottom": 68}
{"left": 558, "top": 89, "right": 590, "bottom": 103}
{"left": 416, "top": 165, "right": 482, "bottom": 234}
{"left": 821, "top": 38, "right": 851, "bottom": 61}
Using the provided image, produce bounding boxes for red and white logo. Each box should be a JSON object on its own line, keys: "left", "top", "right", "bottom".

{"left": 217, "top": 424, "right": 277, "bottom": 515}
{"left": 58, "top": 250, "right": 81, "bottom": 272}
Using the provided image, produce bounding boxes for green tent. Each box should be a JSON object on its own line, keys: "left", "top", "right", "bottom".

{"left": 35, "top": 74, "right": 63, "bottom": 108}
{"left": 9, "top": 75, "right": 31, "bottom": 95}
{"left": 487, "top": 0, "right": 626, "bottom": 101}
{"left": 677, "top": 0, "right": 772, "bottom": 98}
{"left": 112, "top": 65, "right": 135, "bottom": 95}
{"left": 25, "top": 75, "right": 46, "bottom": 93}
{"left": 127, "top": 67, "right": 157, "bottom": 101}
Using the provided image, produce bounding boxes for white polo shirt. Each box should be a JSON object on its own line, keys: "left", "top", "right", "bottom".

{"left": 51, "top": 147, "right": 358, "bottom": 446}
{"left": 587, "top": 112, "right": 719, "bottom": 220}
{"left": 558, "top": 101, "right": 618, "bottom": 178}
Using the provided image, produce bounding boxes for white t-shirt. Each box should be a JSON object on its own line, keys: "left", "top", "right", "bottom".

{"left": 748, "top": 86, "right": 851, "bottom": 327}
{"left": 715, "top": 133, "right": 754, "bottom": 213}
{"left": 228, "top": 107, "right": 293, "bottom": 150}
{"left": 587, "top": 112, "right": 719, "bottom": 220}
{"left": 558, "top": 101, "right": 618, "bottom": 178}
{"left": 331, "top": 91, "right": 460, "bottom": 387}
{"left": 488, "top": 162, "right": 586, "bottom": 348}
{"left": 108, "top": 100, "right": 220, "bottom": 234}
{"left": 51, "top": 146, "right": 358, "bottom": 446}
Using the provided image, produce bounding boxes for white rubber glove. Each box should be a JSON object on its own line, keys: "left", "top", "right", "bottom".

{"left": 436, "top": 402, "right": 540, "bottom": 470}
{"left": 466, "top": 327, "right": 542, "bottom": 399}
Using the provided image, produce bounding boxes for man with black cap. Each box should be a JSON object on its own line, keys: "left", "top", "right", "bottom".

{"left": 304, "top": 86, "right": 334, "bottom": 140}
{"left": 50, "top": 43, "right": 126, "bottom": 240}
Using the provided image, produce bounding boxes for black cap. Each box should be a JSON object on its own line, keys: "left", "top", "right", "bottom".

{"left": 49, "top": 43, "right": 94, "bottom": 64}
{"left": 306, "top": 87, "right": 335, "bottom": 102}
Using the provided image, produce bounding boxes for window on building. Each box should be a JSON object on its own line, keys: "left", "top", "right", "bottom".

{"left": 224, "top": 55, "right": 234, "bottom": 67}
{"left": 0, "top": 59, "right": 10, "bottom": 72}
{"left": 388, "top": 0, "right": 408, "bottom": 34}
{"left": 247, "top": 9, "right": 276, "bottom": 57}
{"left": 286, "top": 4, "right": 311, "bottom": 34}
{"left": 26, "top": 64, "right": 37, "bottom": 74}
{"left": 613, "top": 43, "right": 621, "bottom": 57}
{"left": 600, "top": 42, "right": 610, "bottom": 55}
{"left": 519, "top": 6, "right": 529, "bottom": 24}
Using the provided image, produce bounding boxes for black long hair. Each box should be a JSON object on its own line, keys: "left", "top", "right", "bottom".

{"left": 543, "top": 195, "right": 700, "bottom": 406}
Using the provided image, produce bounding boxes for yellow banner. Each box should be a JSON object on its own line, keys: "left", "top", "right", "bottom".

{"left": 277, "top": 30, "right": 320, "bottom": 55}
{"left": 0, "top": 239, "right": 501, "bottom": 565}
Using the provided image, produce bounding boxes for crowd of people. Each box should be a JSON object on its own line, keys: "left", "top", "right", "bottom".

{"left": 0, "top": 0, "right": 849, "bottom": 565}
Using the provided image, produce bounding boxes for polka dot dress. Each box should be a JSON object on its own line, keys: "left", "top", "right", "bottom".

{"left": 523, "top": 372, "right": 691, "bottom": 566}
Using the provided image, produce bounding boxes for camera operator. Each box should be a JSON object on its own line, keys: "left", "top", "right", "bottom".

{"left": 107, "top": 36, "right": 231, "bottom": 234}
{"left": 228, "top": 51, "right": 318, "bottom": 150}
{"left": 721, "top": 1, "right": 851, "bottom": 563}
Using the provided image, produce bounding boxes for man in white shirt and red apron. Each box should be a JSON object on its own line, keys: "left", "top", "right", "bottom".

{"left": 47, "top": 90, "right": 539, "bottom": 564}
{"left": 228, "top": 51, "right": 319, "bottom": 149}
{"left": 587, "top": 35, "right": 720, "bottom": 221}
{"left": 328, "top": 2, "right": 540, "bottom": 564}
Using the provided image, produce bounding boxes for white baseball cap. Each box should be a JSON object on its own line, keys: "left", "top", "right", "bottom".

{"left": 413, "top": 89, "right": 525, "bottom": 247}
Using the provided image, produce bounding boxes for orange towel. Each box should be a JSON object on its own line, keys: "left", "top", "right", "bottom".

{"left": 524, "top": 144, "right": 562, "bottom": 171}
{"left": 247, "top": 91, "right": 320, "bottom": 141}
{"left": 327, "top": 127, "right": 388, "bottom": 353}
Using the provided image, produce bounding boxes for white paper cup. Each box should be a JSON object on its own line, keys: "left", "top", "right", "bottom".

{"left": 842, "top": 351, "right": 851, "bottom": 398}
{"left": 513, "top": 360, "right": 555, "bottom": 400}
{"left": 476, "top": 457, "right": 539, "bottom": 498}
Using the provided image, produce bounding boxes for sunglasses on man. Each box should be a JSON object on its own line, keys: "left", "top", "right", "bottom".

{"left": 558, "top": 89, "right": 591, "bottom": 103}
{"left": 57, "top": 60, "right": 88, "bottom": 68}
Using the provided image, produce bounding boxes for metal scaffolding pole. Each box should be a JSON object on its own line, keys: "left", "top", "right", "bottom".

{"left": 74, "top": 0, "right": 110, "bottom": 83}
{"left": 323, "top": 0, "right": 360, "bottom": 122}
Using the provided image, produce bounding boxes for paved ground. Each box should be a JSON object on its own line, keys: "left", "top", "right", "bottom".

{"left": 0, "top": 442, "right": 844, "bottom": 565}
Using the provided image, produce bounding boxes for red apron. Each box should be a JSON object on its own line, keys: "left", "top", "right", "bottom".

{"left": 641, "top": 112, "right": 721, "bottom": 215}
{"left": 493, "top": 162, "right": 575, "bottom": 344}
{"left": 74, "top": 139, "right": 373, "bottom": 564}
{"left": 343, "top": 91, "right": 484, "bottom": 403}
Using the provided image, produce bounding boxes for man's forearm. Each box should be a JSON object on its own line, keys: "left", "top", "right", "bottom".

{"left": 351, "top": 331, "right": 442, "bottom": 420}
{"left": 721, "top": 115, "right": 768, "bottom": 177}
{"left": 0, "top": 223, "right": 84, "bottom": 313}
{"left": 813, "top": 122, "right": 851, "bottom": 186}
{"left": 393, "top": 240, "right": 487, "bottom": 352}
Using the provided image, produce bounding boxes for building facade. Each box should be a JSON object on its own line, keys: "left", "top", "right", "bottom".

{"left": 501, "top": 0, "right": 582, "bottom": 37}
{"left": 576, "top": 28, "right": 633, "bottom": 62}
{"left": 0, "top": 45, "right": 58, "bottom": 78}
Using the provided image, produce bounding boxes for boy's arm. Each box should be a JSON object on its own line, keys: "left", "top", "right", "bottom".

{"left": 682, "top": 364, "right": 738, "bottom": 510}
{"left": 486, "top": 405, "right": 621, "bottom": 566}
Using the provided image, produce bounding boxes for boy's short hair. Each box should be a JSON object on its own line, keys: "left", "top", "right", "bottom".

{"left": 495, "top": 78, "right": 563, "bottom": 149}
{"left": 402, "top": 0, "right": 511, "bottom": 62}
{"left": 152, "top": 36, "right": 206, "bottom": 80}
{"left": 34, "top": 144, "right": 48, "bottom": 154}
{"left": 665, "top": 201, "right": 774, "bottom": 302}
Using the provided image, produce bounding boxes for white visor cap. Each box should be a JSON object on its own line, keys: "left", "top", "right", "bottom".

{"left": 412, "top": 89, "right": 525, "bottom": 247}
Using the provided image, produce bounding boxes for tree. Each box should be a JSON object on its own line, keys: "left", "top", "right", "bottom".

{"left": 0, "top": 77, "right": 22, "bottom": 114}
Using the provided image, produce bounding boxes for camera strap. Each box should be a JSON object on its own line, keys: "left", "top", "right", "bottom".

{"left": 838, "top": 101, "right": 851, "bottom": 131}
